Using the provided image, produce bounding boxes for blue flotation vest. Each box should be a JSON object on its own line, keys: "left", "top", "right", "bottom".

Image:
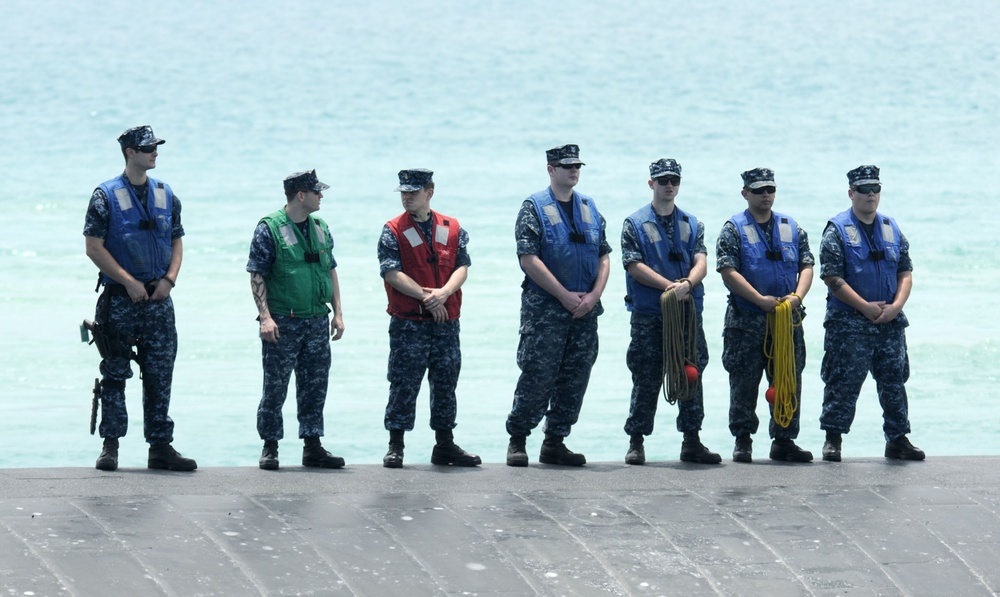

{"left": 727, "top": 210, "right": 799, "bottom": 313}
{"left": 624, "top": 204, "right": 704, "bottom": 315}
{"left": 826, "top": 208, "right": 901, "bottom": 311}
{"left": 98, "top": 174, "right": 174, "bottom": 285}
{"left": 523, "top": 188, "right": 602, "bottom": 294}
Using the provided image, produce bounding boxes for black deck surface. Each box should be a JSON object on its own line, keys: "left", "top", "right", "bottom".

{"left": 2, "top": 457, "right": 999, "bottom": 596}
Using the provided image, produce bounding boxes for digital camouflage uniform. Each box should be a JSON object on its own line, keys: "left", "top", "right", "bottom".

{"left": 247, "top": 220, "right": 336, "bottom": 441}
{"left": 378, "top": 220, "right": 471, "bottom": 431}
{"left": 83, "top": 184, "right": 183, "bottom": 444}
{"left": 716, "top": 220, "right": 813, "bottom": 440}
{"left": 622, "top": 216, "right": 710, "bottom": 436}
{"left": 819, "top": 223, "right": 913, "bottom": 441}
{"left": 506, "top": 198, "right": 612, "bottom": 438}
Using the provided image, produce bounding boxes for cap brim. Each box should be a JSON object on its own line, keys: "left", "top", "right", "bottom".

{"left": 313, "top": 182, "right": 330, "bottom": 191}
{"left": 652, "top": 172, "right": 681, "bottom": 179}
{"left": 852, "top": 178, "right": 880, "bottom": 187}
{"left": 747, "top": 181, "right": 776, "bottom": 189}
{"left": 395, "top": 184, "right": 423, "bottom": 192}
{"left": 556, "top": 159, "right": 585, "bottom": 166}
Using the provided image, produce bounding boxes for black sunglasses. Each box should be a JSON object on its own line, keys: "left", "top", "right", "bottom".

{"left": 656, "top": 176, "right": 681, "bottom": 186}
{"left": 135, "top": 145, "right": 157, "bottom": 154}
{"left": 855, "top": 184, "right": 881, "bottom": 194}
{"left": 748, "top": 186, "right": 776, "bottom": 195}
{"left": 556, "top": 164, "right": 582, "bottom": 170}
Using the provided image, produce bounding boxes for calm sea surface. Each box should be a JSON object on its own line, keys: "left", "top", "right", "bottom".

{"left": 2, "top": 0, "right": 998, "bottom": 468}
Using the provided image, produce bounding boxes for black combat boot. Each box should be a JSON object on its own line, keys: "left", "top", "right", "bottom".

{"left": 733, "top": 434, "right": 753, "bottom": 463}
{"left": 885, "top": 435, "right": 925, "bottom": 461}
{"left": 680, "top": 431, "right": 722, "bottom": 464}
{"left": 259, "top": 440, "right": 279, "bottom": 470}
{"left": 539, "top": 433, "right": 586, "bottom": 466}
{"left": 383, "top": 430, "right": 404, "bottom": 468}
{"left": 148, "top": 443, "right": 197, "bottom": 471}
{"left": 625, "top": 434, "right": 645, "bottom": 465}
{"left": 769, "top": 438, "right": 813, "bottom": 463}
{"left": 431, "top": 430, "right": 481, "bottom": 466}
{"left": 822, "top": 432, "right": 842, "bottom": 462}
{"left": 302, "top": 437, "right": 345, "bottom": 468}
{"left": 506, "top": 434, "right": 528, "bottom": 467}
{"left": 96, "top": 437, "right": 119, "bottom": 471}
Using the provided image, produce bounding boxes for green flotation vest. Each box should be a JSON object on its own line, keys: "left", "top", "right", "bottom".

{"left": 261, "top": 208, "right": 334, "bottom": 318}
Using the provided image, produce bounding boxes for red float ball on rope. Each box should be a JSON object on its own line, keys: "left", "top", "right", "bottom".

{"left": 765, "top": 387, "right": 776, "bottom": 404}
{"left": 684, "top": 364, "right": 699, "bottom": 384}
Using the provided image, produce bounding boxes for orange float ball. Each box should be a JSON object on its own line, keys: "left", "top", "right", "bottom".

{"left": 684, "top": 364, "right": 699, "bottom": 384}
{"left": 765, "top": 387, "right": 776, "bottom": 404}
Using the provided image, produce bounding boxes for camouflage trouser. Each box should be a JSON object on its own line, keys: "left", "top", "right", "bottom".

{"left": 257, "top": 314, "right": 330, "bottom": 441}
{"left": 506, "top": 292, "right": 599, "bottom": 438}
{"left": 384, "top": 317, "right": 461, "bottom": 432}
{"left": 624, "top": 311, "right": 709, "bottom": 436}
{"left": 96, "top": 292, "right": 177, "bottom": 444}
{"left": 820, "top": 324, "right": 911, "bottom": 441}
{"left": 722, "top": 324, "right": 805, "bottom": 440}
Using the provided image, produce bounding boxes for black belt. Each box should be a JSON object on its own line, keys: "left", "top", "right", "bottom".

{"left": 104, "top": 280, "right": 160, "bottom": 297}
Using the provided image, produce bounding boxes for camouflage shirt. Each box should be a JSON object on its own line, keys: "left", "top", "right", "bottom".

{"left": 82, "top": 183, "right": 184, "bottom": 241}
{"left": 246, "top": 219, "right": 337, "bottom": 279}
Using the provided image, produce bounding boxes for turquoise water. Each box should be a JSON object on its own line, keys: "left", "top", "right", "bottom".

{"left": 2, "top": 0, "right": 998, "bottom": 468}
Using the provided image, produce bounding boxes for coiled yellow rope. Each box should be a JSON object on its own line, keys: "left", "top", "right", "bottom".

{"left": 660, "top": 286, "right": 697, "bottom": 404}
{"left": 764, "top": 299, "right": 801, "bottom": 428}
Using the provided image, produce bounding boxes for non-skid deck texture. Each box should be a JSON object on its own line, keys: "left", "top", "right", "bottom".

{"left": 1, "top": 457, "right": 998, "bottom": 596}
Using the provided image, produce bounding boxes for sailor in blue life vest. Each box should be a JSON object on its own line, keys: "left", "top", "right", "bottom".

{"left": 621, "top": 158, "right": 721, "bottom": 465}
{"left": 819, "top": 165, "right": 924, "bottom": 461}
{"left": 83, "top": 125, "right": 197, "bottom": 472}
{"left": 505, "top": 144, "right": 612, "bottom": 467}
{"left": 247, "top": 170, "right": 346, "bottom": 471}
{"left": 377, "top": 169, "right": 481, "bottom": 468}
{"left": 717, "top": 168, "right": 814, "bottom": 464}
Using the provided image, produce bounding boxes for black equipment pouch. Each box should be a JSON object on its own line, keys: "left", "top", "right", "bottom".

{"left": 90, "top": 378, "right": 100, "bottom": 435}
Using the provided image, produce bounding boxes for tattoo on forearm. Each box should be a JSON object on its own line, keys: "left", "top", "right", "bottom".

{"left": 251, "top": 275, "right": 269, "bottom": 314}
{"left": 825, "top": 277, "right": 846, "bottom": 292}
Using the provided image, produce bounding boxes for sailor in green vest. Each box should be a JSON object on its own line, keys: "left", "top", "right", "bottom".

{"left": 247, "top": 169, "right": 346, "bottom": 471}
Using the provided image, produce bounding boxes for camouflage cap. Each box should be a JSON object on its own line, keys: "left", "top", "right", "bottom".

{"left": 117, "top": 125, "right": 165, "bottom": 149}
{"left": 395, "top": 169, "right": 434, "bottom": 192}
{"left": 847, "top": 165, "right": 880, "bottom": 187}
{"left": 283, "top": 169, "right": 330, "bottom": 193}
{"left": 650, "top": 158, "right": 682, "bottom": 179}
{"left": 741, "top": 167, "right": 776, "bottom": 189}
{"left": 546, "top": 144, "right": 585, "bottom": 166}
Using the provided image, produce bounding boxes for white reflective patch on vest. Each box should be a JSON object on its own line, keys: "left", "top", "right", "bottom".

{"left": 312, "top": 221, "right": 325, "bottom": 243}
{"left": 679, "top": 220, "right": 692, "bottom": 243}
{"left": 742, "top": 224, "right": 760, "bottom": 244}
{"left": 641, "top": 221, "right": 662, "bottom": 244}
{"left": 435, "top": 225, "right": 450, "bottom": 245}
{"left": 113, "top": 187, "right": 133, "bottom": 211}
{"left": 844, "top": 225, "right": 861, "bottom": 246}
{"left": 880, "top": 220, "right": 895, "bottom": 243}
{"left": 278, "top": 224, "right": 299, "bottom": 246}
{"left": 403, "top": 227, "right": 424, "bottom": 248}
{"left": 779, "top": 221, "right": 793, "bottom": 243}
{"left": 542, "top": 204, "right": 562, "bottom": 226}
{"left": 153, "top": 187, "right": 167, "bottom": 209}
{"left": 580, "top": 203, "right": 593, "bottom": 225}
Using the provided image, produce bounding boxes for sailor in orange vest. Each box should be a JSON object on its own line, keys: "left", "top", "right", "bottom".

{"left": 378, "top": 169, "right": 481, "bottom": 468}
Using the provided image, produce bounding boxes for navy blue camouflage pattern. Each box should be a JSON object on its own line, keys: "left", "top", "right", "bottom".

{"left": 283, "top": 169, "right": 330, "bottom": 193}
{"left": 847, "top": 165, "right": 880, "bottom": 186}
{"left": 624, "top": 311, "right": 709, "bottom": 436}
{"left": 394, "top": 169, "right": 434, "bottom": 192}
{"left": 507, "top": 289, "right": 600, "bottom": 437}
{"left": 94, "top": 292, "right": 178, "bottom": 443}
{"left": 545, "top": 144, "right": 585, "bottom": 165}
{"left": 117, "top": 125, "right": 165, "bottom": 148}
{"left": 819, "top": 220, "right": 913, "bottom": 440}
{"left": 717, "top": 219, "right": 813, "bottom": 439}
{"left": 256, "top": 314, "right": 332, "bottom": 440}
{"left": 384, "top": 318, "right": 462, "bottom": 431}
{"left": 84, "top": 187, "right": 184, "bottom": 241}
{"left": 741, "top": 167, "right": 775, "bottom": 189}
{"left": 649, "top": 159, "right": 682, "bottom": 179}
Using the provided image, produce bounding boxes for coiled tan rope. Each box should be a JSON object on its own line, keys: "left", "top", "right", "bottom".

{"left": 765, "top": 299, "right": 801, "bottom": 428}
{"left": 660, "top": 284, "right": 697, "bottom": 404}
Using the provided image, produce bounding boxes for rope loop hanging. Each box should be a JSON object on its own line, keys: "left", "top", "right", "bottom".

{"left": 764, "top": 299, "right": 802, "bottom": 428}
{"left": 660, "top": 284, "right": 698, "bottom": 404}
